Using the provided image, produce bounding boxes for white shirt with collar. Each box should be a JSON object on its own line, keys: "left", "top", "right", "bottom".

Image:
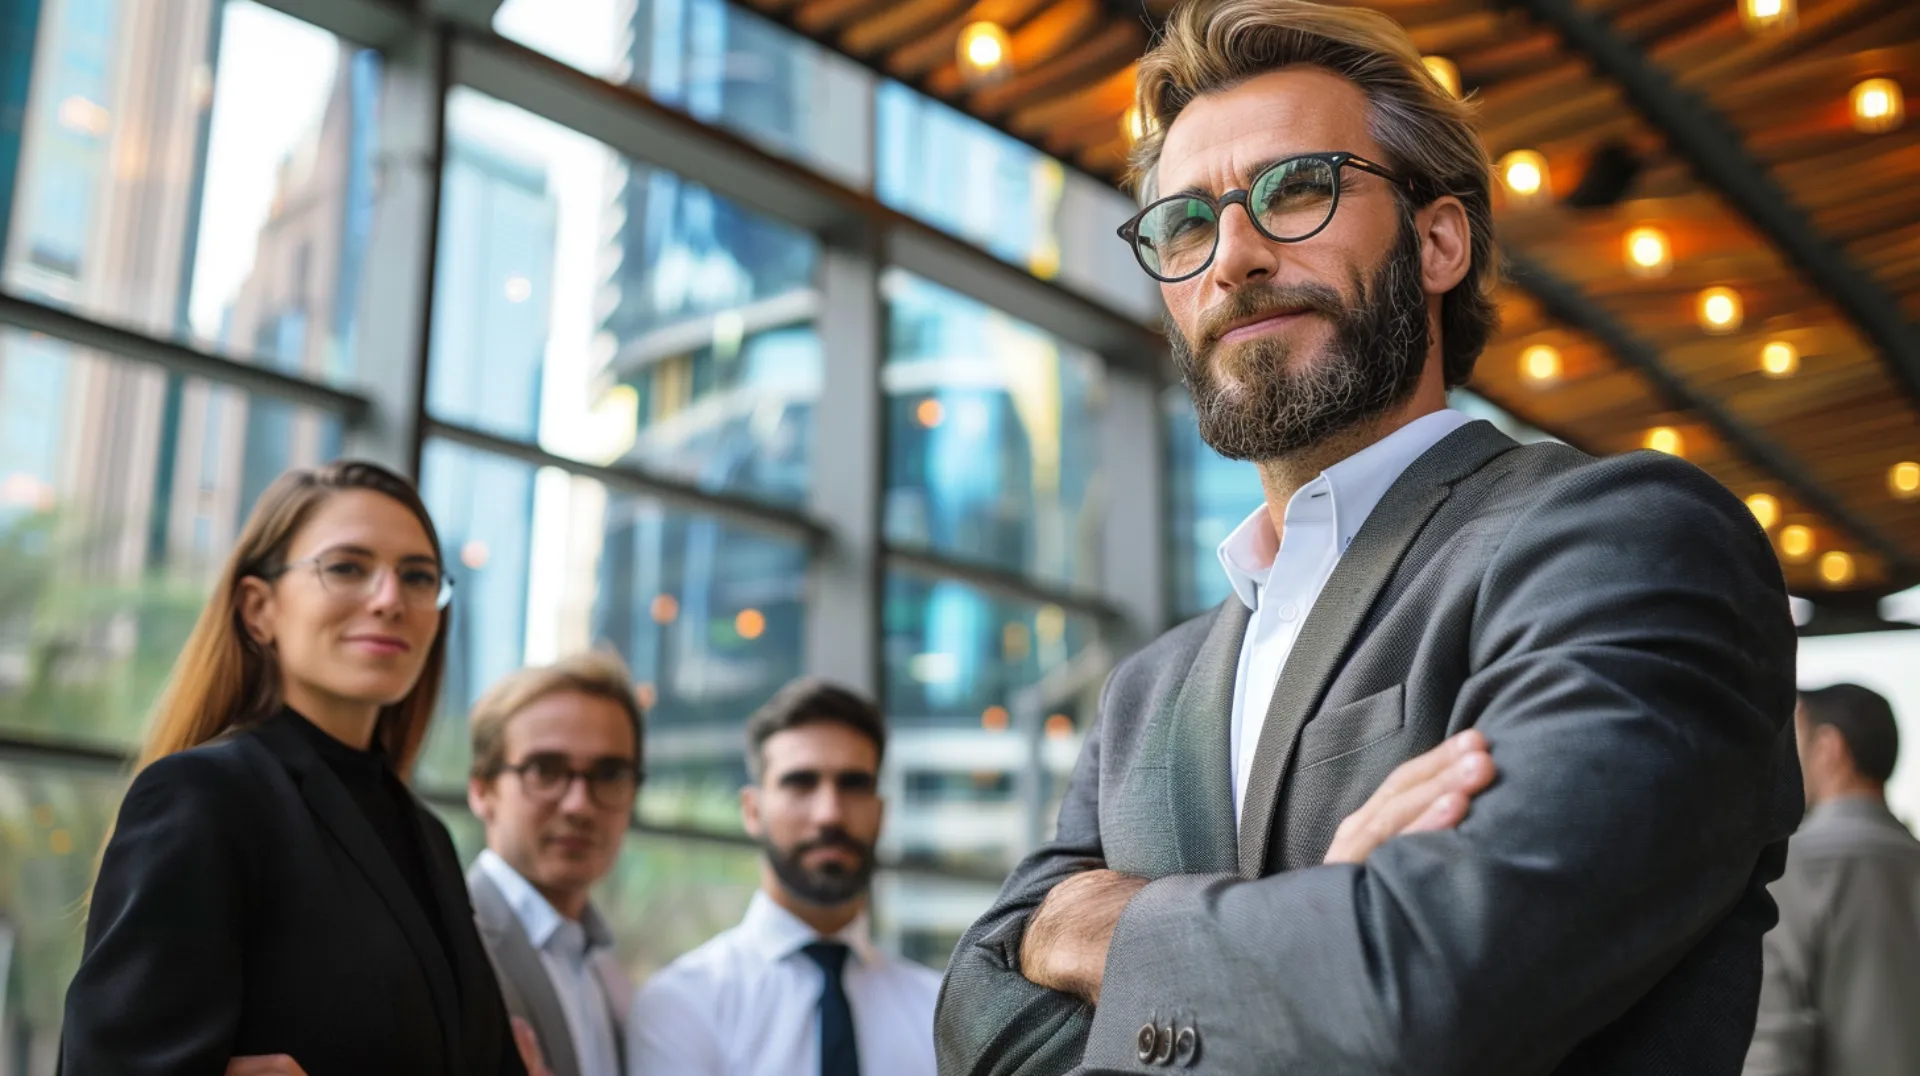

{"left": 476, "top": 850, "right": 626, "bottom": 1076}
{"left": 628, "top": 890, "right": 942, "bottom": 1076}
{"left": 1217, "top": 408, "right": 1472, "bottom": 827}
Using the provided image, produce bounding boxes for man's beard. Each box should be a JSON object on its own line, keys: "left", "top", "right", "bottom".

{"left": 762, "top": 827, "right": 875, "bottom": 907}
{"left": 1169, "top": 213, "right": 1431, "bottom": 462}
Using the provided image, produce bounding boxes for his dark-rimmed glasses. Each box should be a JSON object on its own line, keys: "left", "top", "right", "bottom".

{"left": 1117, "top": 151, "right": 1409, "bottom": 283}
{"left": 268, "top": 547, "right": 455, "bottom": 611}
{"left": 494, "top": 752, "right": 642, "bottom": 810}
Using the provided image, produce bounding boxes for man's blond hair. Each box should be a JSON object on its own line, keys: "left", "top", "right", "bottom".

{"left": 1130, "top": 0, "right": 1499, "bottom": 385}
{"left": 468, "top": 650, "right": 646, "bottom": 778}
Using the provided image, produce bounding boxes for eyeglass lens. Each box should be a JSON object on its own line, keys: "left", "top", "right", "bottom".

{"left": 1133, "top": 156, "right": 1339, "bottom": 280}
{"left": 514, "top": 754, "right": 639, "bottom": 808}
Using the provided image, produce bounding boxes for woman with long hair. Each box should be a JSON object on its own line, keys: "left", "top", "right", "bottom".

{"left": 59, "top": 460, "right": 544, "bottom": 1076}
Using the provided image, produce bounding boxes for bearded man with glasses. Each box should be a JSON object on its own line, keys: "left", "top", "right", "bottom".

{"left": 467, "top": 651, "right": 646, "bottom": 1076}
{"left": 935, "top": 2, "right": 1800, "bottom": 1073}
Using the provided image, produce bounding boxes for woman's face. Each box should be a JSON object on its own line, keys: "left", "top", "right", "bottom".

{"left": 239, "top": 490, "right": 444, "bottom": 716}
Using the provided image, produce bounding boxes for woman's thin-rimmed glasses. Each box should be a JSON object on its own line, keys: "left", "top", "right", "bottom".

{"left": 270, "top": 550, "right": 455, "bottom": 611}
{"left": 1117, "top": 151, "right": 1409, "bottom": 283}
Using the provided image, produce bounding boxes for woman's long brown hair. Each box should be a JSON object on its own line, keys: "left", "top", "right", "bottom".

{"left": 132, "top": 460, "right": 451, "bottom": 777}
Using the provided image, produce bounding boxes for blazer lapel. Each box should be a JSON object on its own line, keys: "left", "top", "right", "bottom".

{"left": 470, "top": 867, "right": 583, "bottom": 1076}
{"left": 255, "top": 717, "right": 465, "bottom": 1069}
{"left": 1236, "top": 421, "right": 1518, "bottom": 877}
{"left": 1164, "top": 600, "right": 1248, "bottom": 874}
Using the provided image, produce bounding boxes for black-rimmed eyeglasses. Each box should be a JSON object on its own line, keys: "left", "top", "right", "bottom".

{"left": 494, "top": 753, "right": 642, "bottom": 810}
{"left": 1117, "top": 151, "right": 1408, "bottom": 283}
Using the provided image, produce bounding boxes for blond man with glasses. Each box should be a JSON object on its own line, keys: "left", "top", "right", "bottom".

{"left": 468, "top": 653, "right": 646, "bottom": 1076}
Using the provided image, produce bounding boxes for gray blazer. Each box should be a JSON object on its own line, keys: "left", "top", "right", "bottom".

{"left": 469, "top": 864, "right": 631, "bottom": 1076}
{"left": 936, "top": 421, "right": 1802, "bottom": 1075}
{"left": 1745, "top": 797, "right": 1920, "bottom": 1076}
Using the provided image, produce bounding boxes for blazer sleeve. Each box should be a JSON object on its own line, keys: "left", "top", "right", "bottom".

{"left": 1088, "top": 453, "right": 1799, "bottom": 1074}
{"left": 59, "top": 752, "right": 251, "bottom": 1076}
{"left": 1744, "top": 863, "right": 1819, "bottom": 1076}
{"left": 934, "top": 674, "right": 1112, "bottom": 1076}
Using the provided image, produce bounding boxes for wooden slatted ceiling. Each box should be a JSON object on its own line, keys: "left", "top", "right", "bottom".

{"left": 749, "top": 0, "right": 1920, "bottom": 597}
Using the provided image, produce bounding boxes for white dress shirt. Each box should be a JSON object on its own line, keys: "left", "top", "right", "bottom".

{"left": 628, "top": 890, "right": 942, "bottom": 1076}
{"left": 1217, "top": 408, "right": 1471, "bottom": 826}
{"left": 476, "top": 850, "right": 625, "bottom": 1076}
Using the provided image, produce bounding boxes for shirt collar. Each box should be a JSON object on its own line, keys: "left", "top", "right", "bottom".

{"left": 738, "top": 889, "right": 878, "bottom": 968}
{"left": 1215, "top": 409, "right": 1472, "bottom": 610}
{"left": 477, "top": 849, "right": 614, "bottom": 956}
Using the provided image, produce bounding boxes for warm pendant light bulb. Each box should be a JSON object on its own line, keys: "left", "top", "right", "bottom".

{"left": 1624, "top": 226, "right": 1672, "bottom": 278}
{"left": 1851, "top": 78, "right": 1905, "bottom": 134}
{"left": 1698, "top": 287, "right": 1743, "bottom": 334}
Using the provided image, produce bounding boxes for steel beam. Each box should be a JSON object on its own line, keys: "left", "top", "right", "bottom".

{"left": 0, "top": 292, "right": 374, "bottom": 424}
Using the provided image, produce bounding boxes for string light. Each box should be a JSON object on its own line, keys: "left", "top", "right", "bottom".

{"left": 1760, "top": 340, "right": 1799, "bottom": 378}
{"left": 1739, "top": 0, "right": 1796, "bottom": 33}
{"left": 1499, "top": 150, "right": 1549, "bottom": 203}
{"left": 1698, "top": 287, "right": 1743, "bottom": 334}
{"left": 1624, "top": 226, "right": 1672, "bottom": 278}
{"left": 1818, "top": 551, "right": 1855, "bottom": 587}
{"left": 1891, "top": 461, "right": 1920, "bottom": 500}
{"left": 1520, "top": 344, "right": 1563, "bottom": 384}
{"left": 1850, "top": 78, "right": 1905, "bottom": 134}
{"left": 1422, "top": 56, "right": 1461, "bottom": 98}
{"left": 1745, "top": 493, "right": 1780, "bottom": 531}
{"left": 1779, "top": 524, "right": 1815, "bottom": 563}
{"left": 1643, "top": 427, "right": 1685, "bottom": 456}
{"left": 957, "top": 22, "right": 1011, "bottom": 84}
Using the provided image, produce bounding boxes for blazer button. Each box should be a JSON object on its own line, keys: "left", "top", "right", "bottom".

{"left": 1136, "top": 1023, "right": 1158, "bottom": 1063}
{"left": 1151, "top": 1024, "right": 1176, "bottom": 1066}
{"left": 1174, "top": 1025, "right": 1199, "bottom": 1067}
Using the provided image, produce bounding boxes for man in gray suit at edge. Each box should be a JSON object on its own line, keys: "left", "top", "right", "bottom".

{"left": 934, "top": 2, "right": 1801, "bottom": 1074}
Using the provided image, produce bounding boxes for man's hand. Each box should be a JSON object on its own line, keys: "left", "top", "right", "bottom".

{"left": 1019, "top": 869, "right": 1150, "bottom": 1005}
{"left": 227, "top": 1059, "right": 309, "bottom": 1076}
{"left": 1324, "top": 729, "right": 1495, "bottom": 864}
{"left": 512, "top": 1017, "right": 556, "bottom": 1076}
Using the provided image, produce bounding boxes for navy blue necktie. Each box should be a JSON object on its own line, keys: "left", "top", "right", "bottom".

{"left": 802, "top": 941, "right": 861, "bottom": 1076}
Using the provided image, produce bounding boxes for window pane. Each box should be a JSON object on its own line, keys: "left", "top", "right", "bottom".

{"left": 491, "top": 0, "right": 871, "bottom": 188}
{"left": 0, "top": 329, "right": 342, "bottom": 749}
{"left": 881, "top": 572, "right": 1102, "bottom": 874}
{"left": 0, "top": 761, "right": 125, "bottom": 1065}
{"left": 1163, "top": 388, "right": 1264, "bottom": 622}
{"left": 883, "top": 271, "right": 1104, "bottom": 585}
{"left": 2, "top": 1, "right": 378, "bottom": 385}
{"left": 873, "top": 870, "right": 999, "bottom": 972}
{"left": 432, "top": 89, "right": 820, "bottom": 507}
{"left": 413, "top": 438, "right": 807, "bottom": 831}
{"left": 876, "top": 85, "right": 1157, "bottom": 320}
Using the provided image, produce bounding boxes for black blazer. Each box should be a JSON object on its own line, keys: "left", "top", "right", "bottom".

{"left": 59, "top": 711, "right": 528, "bottom": 1076}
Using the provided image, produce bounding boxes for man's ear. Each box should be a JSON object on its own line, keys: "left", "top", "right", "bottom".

{"left": 469, "top": 776, "right": 496, "bottom": 826}
{"left": 740, "top": 783, "right": 764, "bottom": 840}
{"left": 1415, "top": 195, "right": 1472, "bottom": 297}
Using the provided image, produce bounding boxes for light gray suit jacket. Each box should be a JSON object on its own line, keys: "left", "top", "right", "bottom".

{"left": 936, "top": 421, "right": 1802, "bottom": 1075}
{"left": 469, "top": 864, "right": 631, "bottom": 1076}
{"left": 1745, "top": 797, "right": 1920, "bottom": 1076}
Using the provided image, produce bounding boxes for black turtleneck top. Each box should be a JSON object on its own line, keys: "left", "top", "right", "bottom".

{"left": 285, "top": 708, "right": 451, "bottom": 958}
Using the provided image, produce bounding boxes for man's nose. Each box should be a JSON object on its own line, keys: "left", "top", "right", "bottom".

{"left": 1209, "top": 203, "right": 1283, "bottom": 288}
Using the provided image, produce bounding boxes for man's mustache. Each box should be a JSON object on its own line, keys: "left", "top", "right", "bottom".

{"left": 794, "top": 830, "right": 870, "bottom": 859}
{"left": 1196, "top": 282, "right": 1346, "bottom": 350}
